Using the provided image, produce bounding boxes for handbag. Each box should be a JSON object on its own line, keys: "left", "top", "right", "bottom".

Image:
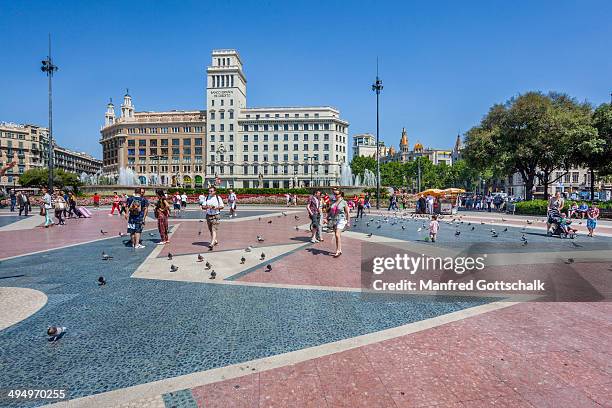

{"left": 40, "top": 205, "right": 46, "bottom": 216}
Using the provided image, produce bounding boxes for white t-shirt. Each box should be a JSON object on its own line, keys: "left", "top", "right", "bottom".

{"left": 202, "top": 195, "right": 224, "bottom": 215}
{"left": 180, "top": 194, "right": 188, "bottom": 203}
{"left": 198, "top": 194, "right": 206, "bottom": 205}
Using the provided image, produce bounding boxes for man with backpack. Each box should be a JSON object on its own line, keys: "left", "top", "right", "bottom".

{"left": 124, "top": 188, "right": 149, "bottom": 249}
{"left": 201, "top": 186, "right": 224, "bottom": 250}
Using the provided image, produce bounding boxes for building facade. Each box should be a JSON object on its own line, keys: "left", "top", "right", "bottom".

{"left": 100, "top": 49, "right": 349, "bottom": 188}
{"left": 381, "top": 128, "right": 456, "bottom": 165}
{"left": 507, "top": 168, "right": 612, "bottom": 200}
{"left": 1, "top": 122, "right": 100, "bottom": 189}
{"left": 352, "top": 133, "right": 387, "bottom": 159}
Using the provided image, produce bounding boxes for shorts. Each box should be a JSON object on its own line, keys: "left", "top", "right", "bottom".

{"left": 206, "top": 214, "right": 220, "bottom": 231}
{"left": 127, "top": 221, "right": 143, "bottom": 234}
{"left": 587, "top": 219, "right": 597, "bottom": 229}
{"left": 334, "top": 219, "right": 347, "bottom": 231}
{"left": 309, "top": 213, "right": 320, "bottom": 229}
{"left": 173, "top": 203, "right": 181, "bottom": 210}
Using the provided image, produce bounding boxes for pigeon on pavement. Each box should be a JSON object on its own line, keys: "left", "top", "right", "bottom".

{"left": 260, "top": 252, "right": 266, "bottom": 260}
{"left": 197, "top": 254, "right": 204, "bottom": 262}
{"left": 98, "top": 276, "right": 106, "bottom": 286}
{"left": 265, "top": 264, "right": 272, "bottom": 272}
{"left": 257, "top": 235, "right": 264, "bottom": 242}
{"left": 240, "top": 256, "right": 246, "bottom": 264}
{"left": 102, "top": 251, "right": 113, "bottom": 261}
{"left": 209, "top": 270, "right": 216, "bottom": 279}
{"left": 170, "top": 264, "right": 179, "bottom": 272}
{"left": 167, "top": 253, "right": 173, "bottom": 260}
{"left": 100, "top": 229, "right": 108, "bottom": 235}
{"left": 205, "top": 261, "right": 212, "bottom": 270}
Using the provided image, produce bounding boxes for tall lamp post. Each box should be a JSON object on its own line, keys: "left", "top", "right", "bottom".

{"left": 306, "top": 156, "right": 316, "bottom": 187}
{"left": 371, "top": 61, "right": 383, "bottom": 209}
{"left": 41, "top": 34, "right": 58, "bottom": 192}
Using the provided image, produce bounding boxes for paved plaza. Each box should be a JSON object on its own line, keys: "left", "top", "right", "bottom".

{"left": 0, "top": 206, "right": 611, "bottom": 407}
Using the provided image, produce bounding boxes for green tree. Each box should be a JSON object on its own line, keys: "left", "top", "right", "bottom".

{"left": 349, "top": 155, "right": 377, "bottom": 178}
{"left": 463, "top": 92, "right": 594, "bottom": 200}
{"left": 19, "top": 168, "right": 82, "bottom": 190}
{"left": 380, "top": 161, "right": 405, "bottom": 187}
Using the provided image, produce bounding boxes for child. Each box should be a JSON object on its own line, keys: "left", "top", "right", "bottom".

{"left": 429, "top": 215, "right": 440, "bottom": 242}
{"left": 559, "top": 213, "right": 577, "bottom": 236}
{"left": 587, "top": 204, "right": 600, "bottom": 237}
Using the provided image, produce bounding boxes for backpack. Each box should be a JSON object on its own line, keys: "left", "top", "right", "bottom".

{"left": 129, "top": 197, "right": 142, "bottom": 216}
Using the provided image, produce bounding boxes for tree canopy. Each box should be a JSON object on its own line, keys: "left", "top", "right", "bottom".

{"left": 18, "top": 168, "right": 82, "bottom": 190}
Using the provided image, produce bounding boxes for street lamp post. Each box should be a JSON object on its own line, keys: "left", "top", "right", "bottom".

{"left": 371, "top": 61, "right": 383, "bottom": 209}
{"left": 306, "top": 156, "right": 316, "bottom": 187}
{"left": 41, "top": 34, "right": 58, "bottom": 192}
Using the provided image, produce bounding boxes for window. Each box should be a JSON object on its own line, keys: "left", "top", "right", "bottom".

{"left": 263, "top": 134, "right": 269, "bottom": 141}
{"left": 183, "top": 147, "right": 191, "bottom": 155}
{"left": 253, "top": 135, "right": 259, "bottom": 142}
{"left": 283, "top": 154, "right": 288, "bottom": 161}
{"left": 139, "top": 149, "right": 145, "bottom": 155}
{"left": 303, "top": 134, "right": 308, "bottom": 141}
{"left": 283, "top": 124, "right": 289, "bottom": 131}
{"left": 172, "top": 148, "right": 180, "bottom": 155}
{"left": 314, "top": 144, "right": 319, "bottom": 150}
{"left": 210, "top": 124, "right": 215, "bottom": 132}
{"left": 253, "top": 154, "right": 259, "bottom": 161}
{"left": 324, "top": 124, "right": 329, "bottom": 130}
{"left": 243, "top": 155, "right": 248, "bottom": 161}
{"left": 243, "top": 135, "right": 248, "bottom": 142}
{"left": 183, "top": 139, "right": 191, "bottom": 146}
{"left": 229, "top": 124, "right": 234, "bottom": 131}
{"left": 220, "top": 112, "right": 225, "bottom": 120}
{"left": 128, "top": 149, "right": 135, "bottom": 155}
{"left": 253, "top": 124, "right": 259, "bottom": 131}
{"left": 220, "top": 124, "right": 225, "bottom": 131}
{"left": 303, "top": 144, "right": 309, "bottom": 150}
{"left": 283, "top": 144, "right": 288, "bottom": 151}
{"left": 210, "top": 135, "right": 216, "bottom": 142}
{"left": 195, "top": 138, "right": 203, "bottom": 146}
{"left": 254, "top": 145, "right": 259, "bottom": 151}
{"left": 293, "top": 134, "right": 299, "bottom": 141}
{"left": 128, "top": 140, "right": 135, "bottom": 147}
{"left": 283, "top": 134, "right": 288, "bottom": 141}
{"left": 293, "top": 144, "right": 299, "bottom": 151}
{"left": 324, "top": 144, "right": 329, "bottom": 150}
{"left": 324, "top": 134, "right": 329, "bottom": 141}
{"left": 172, "top": 127, "right": 179, "bottom": 133}
{"left": 293, "top": 124, "right": 299, "bottom": 130}
{"left": 273, "top": 134, "right": 279, "bottom": 141}
{"left": 243, "top": 145, "right": 249, "bottom": 151}
{"left": 293, "top": 154, "right": 298, "bottom": 161}
{"left": 314, "top": 134, "right": 319, "bottom": 141}
{"left": 172, "top": 138, "right": 180, "bottom": 146}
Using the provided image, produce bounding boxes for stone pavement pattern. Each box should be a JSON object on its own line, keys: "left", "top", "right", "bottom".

{"left": 0, "top": 206, "right": 610, "bottom": 407}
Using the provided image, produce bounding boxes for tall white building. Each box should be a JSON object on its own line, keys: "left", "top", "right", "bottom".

{"left": 101, "top": 49, "right": 349, "bottom": 189}
{"left": 205, "top": 49, "right": 348, "bottom": 188}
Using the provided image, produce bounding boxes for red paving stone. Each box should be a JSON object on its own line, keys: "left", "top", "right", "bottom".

{"left": 189, "top": 301, "right": 611, "bottom": 407}
{"left": 0, "top": 211, "right": 133, "bottom": 259}
{"left": 237, "top": 235, "right": 363, "bottom": 287}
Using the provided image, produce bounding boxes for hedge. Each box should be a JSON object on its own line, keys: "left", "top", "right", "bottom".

{"left": 165, "top": 187, "right": 310, "bottom": 195}
{"left": 514, "top": 199, "right": 612, "bottom": 215}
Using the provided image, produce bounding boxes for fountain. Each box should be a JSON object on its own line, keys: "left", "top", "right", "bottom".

{"left": 118, "top": 167, "right": 138, "bottom": 186}
{"left": 339, "top": 163, "right": 355, "bottom": 186}
{"left": 362, "top": 169, "right": 376, "bottom": 187}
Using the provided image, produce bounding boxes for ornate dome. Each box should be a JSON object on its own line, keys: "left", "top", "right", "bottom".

{"left": 414, "top": 142, "right": 423, "bottom": 152}
{"left": 388, "top": 146, "right": 396, "bottom": 155}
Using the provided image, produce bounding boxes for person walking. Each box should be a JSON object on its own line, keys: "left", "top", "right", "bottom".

{"left": 9, "top": 189, "right": 16, "bottom": 212}
{"left": 388, "top": 191, "right": 398, "bottom": 211}
{"left": 586, "top": 204, "right": 600, "bottom": 237}
{"left": 364, "top": 192, "right": 371, "bottom": 211}
{"left": 67, "top": 192, "right": 79, "bottom": 217}
{"left": 110, "top": 192, "right": 121, "bottom": 215}
{"left": 54, "top": 191, "right": 67, "bottom": 225}
{"left": 180, "top": 191, "right": 188, "bottom": 209}
{"left": 426, "top": 194, "right": 434, "bottom": 215}
{"left": 329, "top": 188, "right": 350, "bottom": 257}
{"left": 486, "top": 193, "right": 493, "bottom": 212}
{"left": 172, "top": 191, "right": 181, "bottom": 217}
{"left": 92, "top": 192, "right": 100, "bottom": 208}
{"left": 227, "top": 189, "right": 238, "bottom": 218}
{"left": 356, "top": 195, "right": 365, "bottom": 219}
{"left": 201, "top": 186, "right": 224, "bottom": 250}
{"left": 154, "top": 189, "right": 171, "bottom": 244}
{"left": 41, "top": 187, "right": 53, "bottom": 228}
{"left": 18, "top": 191, "right": 29, "bottom": 216}
{"left": 125, "top": 188, "right": 149, "bottom": 248}
{"left": 307, "top": 190, "right": 322, "bottom": 243}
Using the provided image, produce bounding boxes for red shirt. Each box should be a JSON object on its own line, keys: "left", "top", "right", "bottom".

{"left": 93, "top": 194, "right": 100, "bottom": 203}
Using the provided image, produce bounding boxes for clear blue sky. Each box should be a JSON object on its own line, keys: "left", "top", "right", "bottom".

{"left": 1, "top": 0, "right": 611, "bottom": 159}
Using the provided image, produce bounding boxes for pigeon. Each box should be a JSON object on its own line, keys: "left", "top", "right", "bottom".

{"left": 167, "top": 253, "right": 173, "bottom": 260}
{"left": 198, "top": 230, "right": 202, "bottom": 235}
{"left": 455, "top": 230, "right": 461, "bottom": 236}
{"left": 257, "top": 235, "right": 264, "bottom": 242}
{"left": 471, "top": 226, "right": 475, "bottom": 231}
{"left": 502, "top": 218, "right": 507, "bottom": 222}
{"left": 417, "top": 227, "right": 422, "bottom": 232}
{"left": 260, "top": 252, "right": 266, "bottom": 260}
{"left": 240, "top": 256, "right": 246, "bottom": 264}
{"left": 267, "top": 220, "right": 272, "bottom": 224}
{"left": 258, "top": 217, "right": 262, "bottom": 221}
{"left": 503, "top": 227, "right": 508, "bottom": 232}
{"left": 565, "top": 258, "right": 574, "bottom": 264}
{"left": 522, "top": 240, "right": 528, "bottom": 246}
{"left": 468, "top": 222, "right": 472, "bottom": 226}
{"left": 197, "top": 254, "right": 204, "bottom": 262}
{"left": 209, "top": 270, "right": 216, "bottom": 279}
{"left": 366, "top": 233, "right": 373, "bottom": 238}
{"left": 480, "top": 222, "right": 485, "bottom": 225}
{"left": 47, "top": 326, "right": 66, "bottom": 342}
{"left": 170, "top": 264, "right": 179, "bottom": 272}
{"left": 245, "top": 246, "right": 252, "bottom": 252}
{"left": 118, "top": 232, "right": 126, "bottom": 237}
{"left": 526, "top": 220, "right": 533, "bottom": 225}
{"left": 402, "top": 226, "right": 406, "bottom": 230}
{"left": 101, "top": 251, "right": 113, "bottom": 261}
{"left": 204, "top": 261, "right": 213, "bottom": 270}
{"left": 377, "top": 225, "right": 382, "bottom": 229}
{"left": 199, "top": 219, "right": 204, "bottom": 223}
{"left": 521, "top": 235, "right": 527, "bottom": 241}
{"left": 491, "top": 233, "right": 499, "bottom": 238}
{"left": 98, "top": 276, "right": 106, "bottom": 286}
{"left": 294, "top": 215, "right": 299, "bottom": 220}
{"left": 265, "top": 264, "right": 272, "bottom": 272}
{"left": 100, "top": 229, "right": 108, "bottom": 235}
{"left": 295, "top": 226, "right": 299, "bottom": 231}
{"left": 282, "top": 212, "right": 287, "bottom": 216}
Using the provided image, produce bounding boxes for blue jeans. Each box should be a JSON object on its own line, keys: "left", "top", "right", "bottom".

{"left": 44, "top": 209, "right": 53, "bottom": 226}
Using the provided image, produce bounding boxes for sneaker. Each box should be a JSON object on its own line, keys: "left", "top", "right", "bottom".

{"left": 135, "top": 244, "right": 146, "bottom": 249}
{"left": 310, "top": 238, "right": 319, "bottom": 243}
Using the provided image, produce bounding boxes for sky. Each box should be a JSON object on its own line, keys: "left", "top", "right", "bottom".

{"left": 1, "top": 0, "right": 611, "bottom": 159}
